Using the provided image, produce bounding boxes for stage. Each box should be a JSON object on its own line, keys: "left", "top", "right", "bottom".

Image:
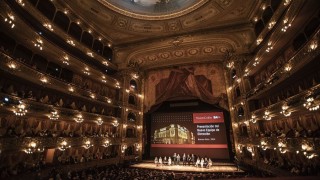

{"left": 130, "top": 161, "right": 242, "bottom": 173}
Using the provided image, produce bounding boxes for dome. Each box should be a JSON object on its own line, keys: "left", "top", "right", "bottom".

{"left": 99, "top": 0, "right": 208, "bottom": 20}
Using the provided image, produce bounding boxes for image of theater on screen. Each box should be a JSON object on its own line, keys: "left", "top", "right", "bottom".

{"left": 153, "top": 124, "right": 195, "bottom": 144}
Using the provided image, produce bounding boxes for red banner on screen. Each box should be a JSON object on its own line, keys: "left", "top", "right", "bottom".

{"left": 151, "top": 144, "right": 228, "bottom": 148}
{"left": 193, "top": 112, "right": 224, "bottom": 123}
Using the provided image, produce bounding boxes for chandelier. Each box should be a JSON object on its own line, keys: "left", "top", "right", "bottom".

{"left": 102, "top": 139, "right": 111, "bottom": 147}
{"left": 57, "top": 139, "right": 71, "bottom": 151}
{"left": 23, "top": 140, "right": 44, "bottom": 154}
{"left": 74, "top": 114, "right": 84, "bottom": 123}
{"left": 14, "top": 103, "right": 27, "bottom": 116}
{"left": 112, "top": 120, "right": 119, "bottom": 127}
{"left": 135, "top": 143, "right": 141, "bottom": 152}
{"left": 121, "top": 144, "right": 127, "bottom": 153}
{"left": 96, "top": 117, "right": 103, "bottom": 125}
{"left": 303, "top": 97, "right": 319, "bottom": 111}
{"left": 280, "top": 104, "right": 291, "bottom": 116}
{"left": 263, "top": 110, "right": 271, "bottom": 120}
{"left": 83, "top": 140, "right": 93, "bottom": 149}
{"left": 260, "top": 140, "right": 268, "bottom": 150}
{"left": 250, "top": 114, "right": 257, "bottom": 123}
{"left": 49, "top": 111, "right": 59, "bottom": 120}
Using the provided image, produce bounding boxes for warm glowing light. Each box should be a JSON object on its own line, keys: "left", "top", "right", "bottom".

{"left": 96, "top": 117, "right": 103, "bottom": 125}
{"left": 303, "top": 97, "right": 319, "bottom": 111}
{"left": 263, "top": 110, "right": 271, "bottom": 120}
{"left": 49, "top": 111, "right": 59, "bottom": 120}
{"left": 14, "top": 103, "right": 27, "bottom": 116}
{"left": 75, "top": 114, "right": 84, "bottom": 123}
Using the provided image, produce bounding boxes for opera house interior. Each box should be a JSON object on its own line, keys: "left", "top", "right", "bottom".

{"left": 0, "top": 0, "right": 320, "bottom": 179}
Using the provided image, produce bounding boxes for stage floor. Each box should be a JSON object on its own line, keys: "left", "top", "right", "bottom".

{"left": 130, "top": 161, "right": 242, "bottom": 173}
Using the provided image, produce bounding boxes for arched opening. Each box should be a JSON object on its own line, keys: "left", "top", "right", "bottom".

{"left": 128, "top": 94, "right": 136, "bottom": 105}
{"left": 255, "top": 19, "right": 265, "bottom": 36}
{"left": 304, "top": 18, "right": 320, "bottom": 38}
{"left": 93, "top": 39, "right": 103, "bottom": 55}
{"left": 13, "top": 44, "right": 33, "bottom": 65}
{"left": 262, "top": 7, "right": 273, "bottom": 24}
{"left": 81, "top": 31, "right": 93, "bottom": 48}
{"left": 127, "top": 112, "right": 136, "bottom": 122}
{"left": 0, "top": 31, "right": 16, "bottom": 54}
{"left": 37, "top": 0, "right": 56, "bottom": 20}
{"left": 103, "top": 46, "right": 113, "bottom": 61}
{"left": 53, "top": 11, "right": 70, "bottom": 32}
{"left": 129, "top": 79, "right": 138, "bottom": 91}
{"left": 68, "top": 22, "right": 82, "bottom": 41}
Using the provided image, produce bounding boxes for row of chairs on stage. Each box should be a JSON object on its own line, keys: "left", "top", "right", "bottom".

{"left": 154, "top": 155, "right": 213, "bottom": 168}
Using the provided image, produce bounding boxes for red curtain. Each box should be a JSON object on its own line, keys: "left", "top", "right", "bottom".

{"left": 155, "top": 67, "right": 221, "bottom": 105}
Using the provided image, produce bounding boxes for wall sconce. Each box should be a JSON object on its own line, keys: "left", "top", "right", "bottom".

{"left": 90, "top": 93, "right": 95, "bottom": 99}
{"left": 268, "top": 21, "right": 276, "bottom": 29}
{"left": 40, "top": 76, "right": 48, "bottom": 83}
{"left": 226, "top": 61, "right": 234, "bottom": 69}
{"left": 301, "top": 141, "right": 313, "bottom": 152}
{"left": 123, "top": 124, "right": 127, "bottom": 128}
{"left": 263, "top": 110, "right": 271, "bottom": 120}
{"left": 284, "top": 0, "right": 291, "bottom": 6}
{"left": 303, "top": 97, "right": 319, "bottom": 111}
{"left": 260, "top": 140, "right": 268, "bottom": 150}
{"left": 7, "top": 61, "right": 17, "bottom": 70}
{"left": 115, "top": 82, "right": 120, "bottom": 89}
{"left": 308, "top": 39, "right": 318, "bottom": 52}
{"left": 49, "top": 111, "right": 59, "bottom": 120}
{"left": 256, "top": 38, "right": 263, "bottom": 45}
{"left": 43, "top": 23, "right": 53, "bottom": 31}
{"left": 304, "top": 152, "right": 318, "bottom": 159}
{"left": 284, "top": 64, "right": 292, "bottom": 72}
{"left": 23, "top": 139, "right": 44, "bottom": 154}
{"left": 121, "top": 144, "right": 127, "bottom": 153}
{"left": 74, "top": 114, "right": 84, "bottom": 123}
{"left": 281, "top": 18, "right": 291, "bottom": 32}
{"left": 68, "top": 86, "right": 74, "bottom": 93}
{"left": 34, "top": 39, "right": 43, "bottom": 50}
{"left": 280, "top": 104, "right": 291, "bottom": 116}
{"left": 14, "top": 103, "right": 27, "bottom": 116}
{"left": 57, "top": 139, "right": 71, "bottom": 151}
{"left": 125, "top": 89, "right": 130, "bottom": 93}
{"left": 4, "top": 13, "right": 15, "bottom": 28}
{"left": 247, "top": 146, "right": 255, "bottom": 156}
{"left": 132, "top": 74, "right": 139, "bottom": 79}
{"left": 135, "top": 143, "right": 141, "bottom": 151}
{"left": 266, "top": 42, "right": 273, "bottom": 52}
{"left": 102, "top": 139, "right": 111, "bottom": 147}
{"left": 96, "top": 117, "right": 103, "bottom": 125}
{"left": 237, "top": 144, "right": 243, "bottom": 153}
{"left": 67, "top": 39, "right": 75, "bottom": 46}
{"left": 112, "top": 120, "right": 119, "bottom": 127}
{"left": 107, "top": 99, "right": 112, "bottom": 103}
{"left": 250, "top": 114, "right": 257, "bottom": 123}
{"left": 83, "top": 139, "right": 93, "bottom": 149}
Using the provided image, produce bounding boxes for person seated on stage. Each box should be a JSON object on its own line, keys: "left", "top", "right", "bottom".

{"left": 195, "top": 157, "right": 200, "bottom": 167}
{"left": 168, "top": 157, "right": 172, "bottom": 166}
{"left": 176, "top": 154, "right": 181, "bottom": 165}
{"left": 164, "top": 156, "right": 167, "bottom": 165}
{"left": 159, "top": 157, "right": 163, "bottom": 166}
{"left": 200, "top": 158, "right": 204, "bottom": 168}
{"left": 154, "top": 157, "right": 158, "bottom": 166}
{"left": 208, "top": 158, "right": 213, "bottom": 168}
{"left": 173, "top": 153, "right": 177, "bottom": 165}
